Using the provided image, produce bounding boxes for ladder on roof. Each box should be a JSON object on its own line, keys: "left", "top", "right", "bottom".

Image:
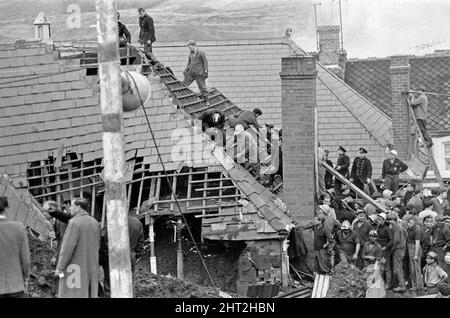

{"left": 406, "top": 96, "right": 446, "bottom": 189}
{"left": 321, "top": 161, "right": 388, "bottom": 213}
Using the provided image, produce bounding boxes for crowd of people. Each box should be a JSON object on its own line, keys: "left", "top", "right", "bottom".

{"left": 298, "top": 180, "right": 450, "bottom": 296}
{"left": 0, "top": 196, "right": 145, "bottom": 298}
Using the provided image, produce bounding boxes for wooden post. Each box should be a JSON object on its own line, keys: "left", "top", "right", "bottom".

{"left": 96, "top": 0, "right": 133, "bottom": 298}
{"left": 176, "top": 218, "right": 184, "bottom": 279}
{"left": 148, "top": 216, "right": 157, "bottom": 274}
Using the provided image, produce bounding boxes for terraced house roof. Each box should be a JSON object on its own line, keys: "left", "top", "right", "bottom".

{"left": 153, "top": 36, "right": 392, "bottom": 176}
{"left": 345, "top": 54, "right": 450, "bottom": 133}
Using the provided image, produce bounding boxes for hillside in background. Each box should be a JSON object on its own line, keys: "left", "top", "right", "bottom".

{"left": 1, "top": 0, "right": 450, "bottom": 58}
{"left": 0, "top": 0, "right": 309, "bottom": 47}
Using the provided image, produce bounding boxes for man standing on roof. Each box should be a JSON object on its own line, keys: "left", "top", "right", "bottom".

{"left": 409, "top": 88, "right": 433, "bottom": 148}
{"left": 117, "top": 12, "right": 131, "bottom": 47}
{"left": 183, "top": 40, "right": 210, "bottom": 106}
{"left": 350, "top": 147, "right": 374, "bottom": 195}
{"left": 138, "top": 7, "right": 156, "bottom": 57}
{"left": 381, "top": 149, "right": 408, "bottom": 193}
{"left": 334, "top": 146, "right": 350, "bottom": 195}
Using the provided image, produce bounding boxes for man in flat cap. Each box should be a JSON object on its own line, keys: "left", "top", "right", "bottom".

{"left": 381, "top": 149, "right": 408, "bottom": 193}
{"left": 334, "top": 146, "right": 350, "bottom": 195}
{"left": 183, "top": 40, "right": 210, "bottom": 106}
{"left": 409, "top": 88, "right": 433, "bottom": 148}
{"left": 350, "top": 147, "right": 375, "bottom": 195}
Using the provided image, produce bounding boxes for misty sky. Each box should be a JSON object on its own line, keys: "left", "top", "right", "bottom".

{"left": 296, "top": 0, "right": 450, "bottom": 58}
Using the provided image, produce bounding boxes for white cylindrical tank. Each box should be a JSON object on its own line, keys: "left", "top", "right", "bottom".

{"left": 121, "top": 71, "right": 152, "bottom": 112}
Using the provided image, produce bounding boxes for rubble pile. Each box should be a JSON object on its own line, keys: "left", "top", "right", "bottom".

{"left": 134, "top": 271, "right": 225, "bottom": 298}
{"left": 326, "top": 263, "right": 368, "bottom": 298}
{"left": 26, "top": 233, "right": 57, "bottom": 298}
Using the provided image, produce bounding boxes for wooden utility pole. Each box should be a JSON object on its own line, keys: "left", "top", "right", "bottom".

{"left": 176, "top": 218, "right": 184, "bottom": 279}
{"left": 96, "top": 0, "right": 133, "bottom": 298}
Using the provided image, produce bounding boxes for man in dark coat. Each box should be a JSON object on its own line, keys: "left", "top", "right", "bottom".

{"left": 0, "top": 196, "right": 30, "bottom": 298}
{"left": 55, "top": 198, "right": 100, "bottom": 298}
{"left": 183, "top": 40, "right": 210, "bottom": 105}
{"left": 334, "top": 146, "right": 350, "bottom": 195}
{"left": 117, "top": 12, "right": 131, "bottom": 46}
{"left": 350, "top": 147, "right": 375, "bottom": 194}
{"left": 138, "top": 7, "right": 156, "bottom": 57}
{"left": 381, "top": 149, "right": 408, "bottom": 193}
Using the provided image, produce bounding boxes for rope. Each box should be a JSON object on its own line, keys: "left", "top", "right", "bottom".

{"left": 122, "top": 69, "right": 219, "bottom": 293}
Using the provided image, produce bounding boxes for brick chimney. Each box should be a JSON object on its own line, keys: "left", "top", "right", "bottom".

{"left": 389, "top": 55, "right": 410, "bottom": 161}
{"left": 317, "top": 25, "right": 346, "bottom": 78}
{"left": 280, "top": 56, "right": 317, "bottom": 223}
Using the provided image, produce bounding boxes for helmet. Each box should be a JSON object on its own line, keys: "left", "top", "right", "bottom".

{"left": 212, "top": 112, "right": 221, "bottom": 124}
{"left": 341, "top": 220, "right": 351, "bottom": 230}
{"left": 369, "top": 230, "right": 378, "bottom": 237}
{"left": 426, "top": 251, "right": 438, "bottom": 261}
{"left": 378, "top": 213, "right": 387, "bottom": 220}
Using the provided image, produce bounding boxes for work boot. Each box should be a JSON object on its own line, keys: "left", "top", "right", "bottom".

{"left": 393, "top": 286, "right": 406, "bottom": 293}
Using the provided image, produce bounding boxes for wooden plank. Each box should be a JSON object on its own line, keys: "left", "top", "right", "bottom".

{"left": 67, "top": 163, "right": 74, "bottom": 200}
{"left": 80, "top": 156, "right": 84, "bottom": 198}
{"left": 34, "top": 181, "right": 104, "bottom": 198}
{"left": 91, "top": 185, "right": 96, "bottom": 217}
{"left": 136, "top": 170, "right": 145, "bottom": 212}
{"left": 186, "top": 168, "right": 193, "bottom": 210}
{"left": 154, "top": 172, "right": 161, "bottom": 212}
{"left": 202, "top": 173, "right": 208, "bottom": 216}
{"left": 28, "top": 172, "right": 102, "bottom": 190}
{"left": 170, "top": 175, "right": 177, "bottom": 212}
{"left": 27, "top": 163, "right": 103, "bottom": 181}
{"left": 322, "top": 161, "right": 388, "bottom": 213}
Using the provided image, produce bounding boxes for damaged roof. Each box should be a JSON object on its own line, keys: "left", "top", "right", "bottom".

{"left": 345, "top": 54, "right": 450, "bottom": 133}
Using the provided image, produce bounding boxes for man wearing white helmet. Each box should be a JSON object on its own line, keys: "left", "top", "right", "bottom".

{"left": 362, "top": 230, "right": 383, "bottom": 268}
{"left": 381, "top": 149, "right": 408, "bottom": 193}
{"left": 336, "top": 220, "right": 360, "bottom": 265}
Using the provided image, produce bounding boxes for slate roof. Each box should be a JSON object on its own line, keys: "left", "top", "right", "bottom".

{"left": 152, "top": 37, "right": 393, "bottom": 175}
{"left": 142, "top": 50, "right": 293, "bottom": 234}
{"left": 345, "top": 54, "right": 450, "bottom": 132}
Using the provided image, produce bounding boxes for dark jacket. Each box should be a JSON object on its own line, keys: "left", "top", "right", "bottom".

{"left": 118, "top": 21, "right": 131, "bottom": 43}
{"left": 382, "top": 158, "right": 408, "bottom": 178}
{"left": 0, "top": 219, "right": 30, "bottom": 295}
{"left": 128, "top": 216, "right": 145, "bottom": 271}
{"left": 184, "top": 49, "right": 208, "bottom": 76}
{"left": 376, "top": 223, "right": 393, "bottom": 249}
{"left": 351, "top": 156, "right": 372, "bottom": 182}
{"left": 336, "top": 154, "right": 350, "bottom": 178}
{"left": 138, "top": 13, "right": 156, "bottom": 44}
{"left": 324, "top": 159, "right": 333, "bottom": 188}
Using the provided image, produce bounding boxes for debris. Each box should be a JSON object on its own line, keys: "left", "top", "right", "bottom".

{"left": 325, "top": 263, "right": 368, "bottom": 298}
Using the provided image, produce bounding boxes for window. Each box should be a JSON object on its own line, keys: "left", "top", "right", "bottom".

{"left": 445, "top": 142, "right": 450, "bottom": 171}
